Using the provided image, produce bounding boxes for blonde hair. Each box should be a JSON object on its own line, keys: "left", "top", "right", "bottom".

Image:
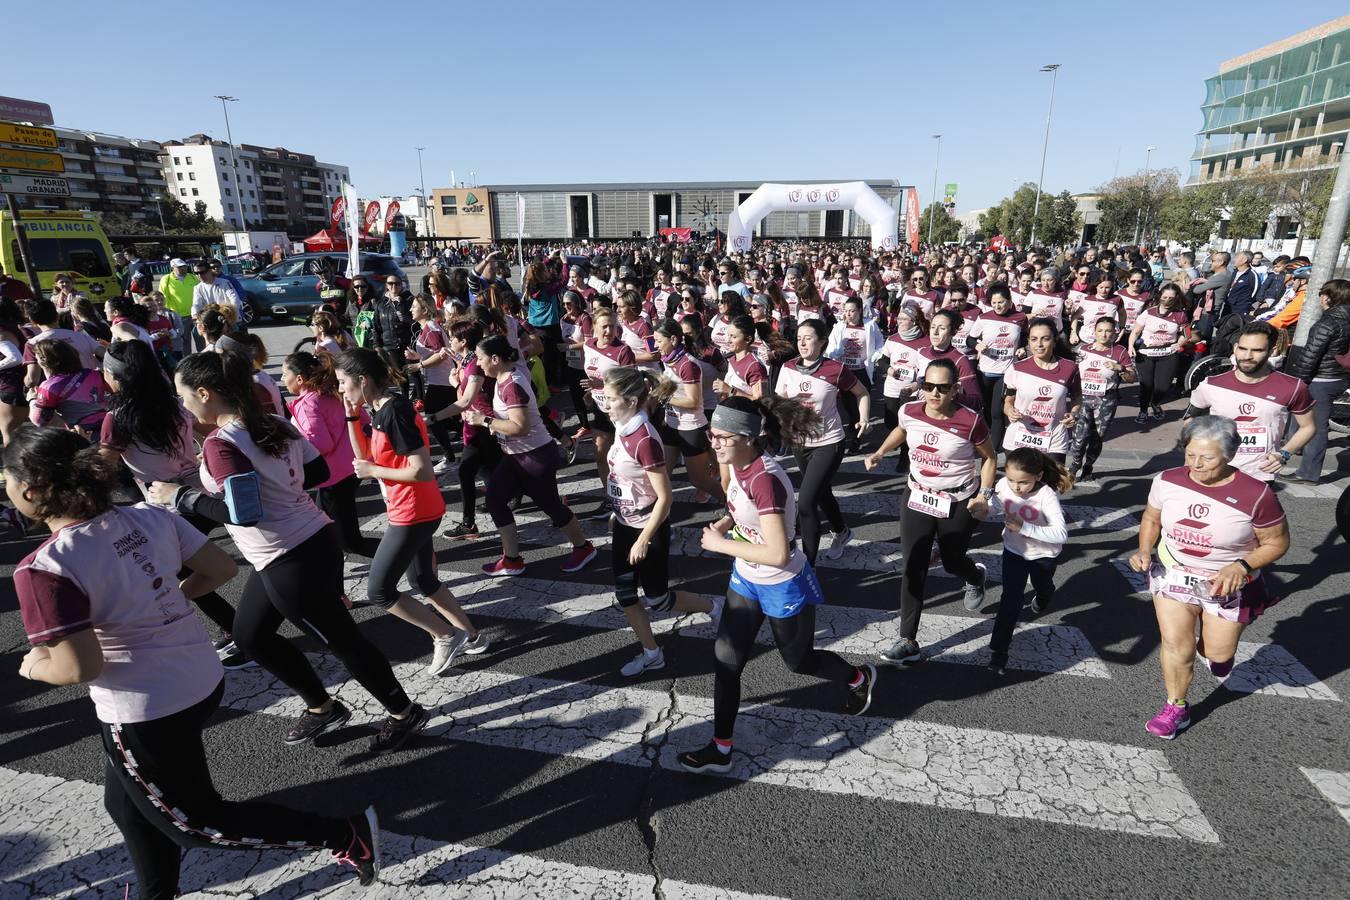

{"left": 603, "top": 365, "right": 676, "bottom": 413}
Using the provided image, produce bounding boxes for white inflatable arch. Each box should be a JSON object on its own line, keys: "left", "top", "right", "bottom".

{"left": 726, "top": 182, "right": 899, "bottom": 252}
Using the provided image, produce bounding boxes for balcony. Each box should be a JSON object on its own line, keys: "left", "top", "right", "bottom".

{"left": 96, "top": 173, "right": 138, "bottom": 184}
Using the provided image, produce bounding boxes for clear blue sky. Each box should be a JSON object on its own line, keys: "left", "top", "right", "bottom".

{"left": 8, "top": 1, "right": 1347, "bottom": 211}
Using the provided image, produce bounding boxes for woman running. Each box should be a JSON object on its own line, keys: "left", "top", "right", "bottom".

{"left": 653, "top": 319, "right": 725, "bottom": 504}
{"left": 29, "top": 340, "right": 109, "bottom": 436}
{"left": 1067, "top": 317, "right": 1136, "bottom": 480}
{"left": 581, "top": 306, "right": 637, "bottom": 519}
{"left": 867, "top": 358, "right": 996, "bottom": 664}
{"left": 986, "top": 448, "right": 1072, "bottom": 674}
{"left": 1129, "top": 283, "right": 1192, "bottom": 424}
{"left": 713, "top": 315, "right": 769, "bottom": 402}
{"left": 157, "top": 351, "right": 427, "bottom": 753}
{"left": 880, "top": 302, "right": 930, "bottom": 434}
{"left": 826, "top": 296, "right": 884, "bottom": 452}
{"left": 967, "top": 285, "right": 1028, "bottom": 450}
{"left": 8, "top": 426, "right": 381, "bottom": 898}
{"left": 603, "top": 366, "right": 719, "bottom": 677}
{"left": 311, "top": 309, "right": 352, "bottom": 357}
{"left": 467, "top": 335, "right": 598, "bottom": 577}
{"left": 1002, "top": 319, "right": 1082, "bottom": 464}
{"left": 919, "top": 309, "right": 983, "bottom": 412}
{"left": 1117, "top": 268, "right": 1152, "bottom": 336}
{"left": 778, "top": 318, "right": 870, "bottom": 562}
{"left": 560, "top": 290, "right": 593, "bottom": 437}
{"left": 677, "top": 395, "right": 877, "bottom": 774}
{"left": 616, "top": 290, "right": 659, "bottom": 369}
{"left": 425, "top": 319, "right": 500, "bottom": 540}
{"left": 708, "top": 292, "right": 748, "bottom": 357}
{"left": 1069, "top": 276, "right": 1125, "bottom": 347}
{"left": 403, "top": 295, "right": 458, "bottom": 472}
{"left": 1026, "top": 268, "right": 1067, "bottom": 331}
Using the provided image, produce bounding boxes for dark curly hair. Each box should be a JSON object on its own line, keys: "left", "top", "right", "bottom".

{"left": 105, "top": 339, "right": 186, "bottom": 457}
{"left": 2, "top": 426, "right": 115, "bottom": 521}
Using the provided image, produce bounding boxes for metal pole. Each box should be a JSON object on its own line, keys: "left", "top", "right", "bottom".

{"left": 416, "top": 146, "right": 434, "bottom": 242}
{"left": 1293, "top": 145, "right": 1350, "bottom": 346}
{"left": 1029, "top": 64, "right": 1060, "bottom": 249}
{"left": 214, "top": 96, "right": 246, "bottom": 232}
{"left": 927, "top": 134, "right": 941, "bottom": 245}
{"left": 1134, "top": 146, "right": 1154, "bottom": 245}
{"left": 5, "top": 194, "right": 42, "bottom": 297}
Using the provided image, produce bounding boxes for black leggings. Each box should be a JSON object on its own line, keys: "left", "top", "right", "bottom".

{"left": 101, "top": 680, "right": 349, "bottom": 900}
{"left": 978, "top": 372, "right": 1008, "bottom": 450}
{"left": 459, "top": 426, "right": 502, "bottom": 526}
{"left": 565, "top": 366, "right": 591, "bottom": 429}
{"left": 990, "top": 549, "right": 1058, "bottom": 655}
{"left": 838, "top": 369, "right": 871, "bottom": 449}
{"left": 1136, "top": 354, "right": 1180, "bottom": 410}
{"left": 315, "top": 474, "right": 381, "bottom": 558}
{"left": 713, "top": 587, "right": 857, "bottom": 740}
{"left": 423, "top": 384, "right": 459, "bottom": 461}
{"left": 486, "top": 444, "right": 574, "bottom": 529}
{"left": 232, "top": 527, "right": 411, "bottom": 715}
{"left": 368, "top": 519, "right": 442, "bottom": 608}
{"left": 794, "top": 442, "right": 846, "bottom": 563}
{"left": 882, "top": 397, "right": 912, "bottom": 469}
{"left": 181, "top": 512, "right": 235, "bottom": 637}
{"left": 896, "top": 489, "right": 984, "bottom": 641}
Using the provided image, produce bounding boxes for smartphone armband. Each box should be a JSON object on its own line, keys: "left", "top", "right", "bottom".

{"left": 222, "top": 472, "right": 264, "bottom": 526}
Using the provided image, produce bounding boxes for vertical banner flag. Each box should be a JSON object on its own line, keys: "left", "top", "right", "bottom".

{"left": 330, "top": 196, "right": 346, "bottom": 231}
{"left": 384, "top": 200, "right": 401, "bottom": 231}
{"left": 515, "top": 193, "right": 525, "bottom": 267}
{"left": 342, "top": 182, "right": 362, "bottom": 278}
{"left": 906, "top": 188, "right": 920, "bottom": 252}
{"left": 363, "top": 201, "right": 381, "bottom": 235}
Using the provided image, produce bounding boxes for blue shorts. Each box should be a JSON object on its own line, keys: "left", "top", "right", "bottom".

{"left": 729, "top": 562, "right": 824, "bottom": 619}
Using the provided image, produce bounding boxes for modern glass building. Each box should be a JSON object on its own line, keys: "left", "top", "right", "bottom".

{"left": 1191, "top": 15, "right": 1350, "bottom": 185}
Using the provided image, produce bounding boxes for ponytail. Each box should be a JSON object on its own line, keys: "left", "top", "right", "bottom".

{"left": 478, "top": 334, "right": 520, "bottom": 364}
{"left": 1003, "top": 447, "right": 1074, "bottom": 493}
{"left": 176, "top": 351, "right": 298, "bottom": 458}
{"left": 335, "top": 346, "right": 400, "bottom": 390}
{"left": 604, "top": 365, "right": 677, "bottom": 413}
{"left": 1, "top": 426, "right": 114, "bottom": 521}
{"left": 284, "top": 350, "right": 338, "bottom": 395}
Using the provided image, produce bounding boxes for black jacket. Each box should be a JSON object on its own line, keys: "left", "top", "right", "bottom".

{"left": 1287, "top": 304, "right": 1350, "bottom": 382}
{"left": 371, "top": 292, "right": 413, "bottom": 353}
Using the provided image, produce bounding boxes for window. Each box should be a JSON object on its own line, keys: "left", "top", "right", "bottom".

{"left": 228, "top": 203, "right": 235, "bottom": 211}
{"left": 188, "top": 172, "right": 196, "bottom": 181}
{"left": 176, "top": 172, "right": 183, "bottom": 181}
{"left": 246, "top": 175, "right": 252, "bottom": 183}
{"left": 191, "top": 188, "right": 199, "bottom": 196}
{"left": 444, "top": 195, "right": 457, "bottom": 206}
{"left": 8, "top": 238, "right": 113, "bottom": 277}
{"left": 180, "top": 188, "right": 187, "bottom": 196}
{"left": 173, "top": 156, "right": 181, "bottom": 165}
{"left": 224, "top": 188, "right": 232, "bottom": 197}
{"left": 442, "top": 204, "right": 457, "bottom": 216}
{"left": 251, "top": 205, "right": 259, "bottom": 213}
{"left": 185, "top": 156, "right": 192, "bottom": 164}
{"left": 249, "top": 190, "right": 255, "bottom": 198}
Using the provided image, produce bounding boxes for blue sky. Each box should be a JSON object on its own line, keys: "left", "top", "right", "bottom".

{"left": 7, "top": 1, "right": 1347, "bottom": 211}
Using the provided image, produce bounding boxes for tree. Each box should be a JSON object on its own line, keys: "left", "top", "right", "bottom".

{"left": 1158, "top": 184, "right": 1223, "bottom": 250}
{"left": 979, "top": 182, "right": 1040, "bottom": 246}
{"left": 919, "top": 202, "right": 960, "bottom": 244}
{"left": 1093, "top": 169, "right": 1181, "bottom": 245}
{"left": 1035, "top": 190, "right": 1083, "bottom": 249}
{"left": 1267, "top": 164, "right": 1335, "bottom": 257}
{"left": 1221, "top": 177, "right": 1276, "bottom": 251}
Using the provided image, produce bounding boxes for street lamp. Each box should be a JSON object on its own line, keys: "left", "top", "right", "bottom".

{"left": 416, "top": 146, "right": 435, "bottom": 244}
{"left": 927, "top": 134, "right": 942, "bottom": 245}
{"left": 1135, "top": 145, "right": 1156, "bottom": 245}
{"left": 1029, "top": 64, "right": 1061, "bottom": 248}
{"left": 213, "top": 95, "right": 246, "bottom": 232}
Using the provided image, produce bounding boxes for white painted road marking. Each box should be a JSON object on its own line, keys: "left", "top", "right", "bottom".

{"left": 1300, "top": 767, "right": 1350, "bottom": 828}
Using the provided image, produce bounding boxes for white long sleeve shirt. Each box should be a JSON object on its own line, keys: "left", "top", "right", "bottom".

{"left": 995, "top": 478, "right": 1068, "bottom": 560}
{"left": 191, "top": 280, "right": 242, "bottom": 320}
{"left": 825, "top": 320, "right": 885, "bottom": 380}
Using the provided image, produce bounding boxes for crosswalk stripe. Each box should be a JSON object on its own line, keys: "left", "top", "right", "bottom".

{"left": 0, "top": 766, "right": 783, "bottom": 900}
{"left": 1300, "top": 768, "right": 1350, "bottom": 828}
{"left": 221, "top": 653, "right": 1218, "bottom": 843}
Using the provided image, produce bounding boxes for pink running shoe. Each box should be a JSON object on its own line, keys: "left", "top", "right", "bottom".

{"left": 1145, "top": 702, "right": 1191, "bottom": 739}
{"left": 560, "top": 542, "right": 598, "bottom": 573}
{"left": 482, "top": 555, "right": 525, "bottom": 577}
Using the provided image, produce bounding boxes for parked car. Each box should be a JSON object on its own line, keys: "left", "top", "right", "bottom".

{"left": 236, "top": 252, "right": 408, "bottom": 321}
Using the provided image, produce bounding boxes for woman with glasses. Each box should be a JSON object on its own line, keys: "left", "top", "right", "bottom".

{"left": 867, "top": 358, "right": 997, "bottom": 663}
{"left": 1128, "top": 284, "right": 1192, "bottom": 424}
{"left": 901, "top": 268, "right": 940, "bottom": 319}
{"left": 1003, "top": 318, "right": 1082, "bottom": 464}
{"left": 349, "top": 276, "right": 377, "bottom": 347}
{"left": 1118, "top": 268, "right": 1153, "bottom": 336}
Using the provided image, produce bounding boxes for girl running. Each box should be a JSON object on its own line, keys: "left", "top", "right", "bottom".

{"left": 986, "top": 448, "right": 1073, "bottom": 674}
{"left": 713, "top": 316, "right": 769, "bottom": 402}
{"left": 653, "top": 319, "right": 725, "bottom": 504}
{"left": 560, "top": 290, "right": 593, "bottom": 437}
{"left": 968, "top": 285, "right": 1028, "bottom": 450}
{"left": 426, "top": 319, "right": 500, "bottom": 540}
{"left": 825, "top": 296, "right": 884, "bottom": 452}
{"left": 1003, "top": 319, "right": 1082, "bottom": 464}
{"left": 1068, "top": 318, "right": 1136, "bottom": 480}
{"left": 403, "top": 295, "right": 459, "bottom": 472}
{"left": 30, "top": 340, "right": 109, "bottom": 436}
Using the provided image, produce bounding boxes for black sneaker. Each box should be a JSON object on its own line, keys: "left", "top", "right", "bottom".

{"left": 880, "top": 637, "right": 922, "bottom": 664}
{"left": 1029, "top": 592, "right": 1051, "bottom": 615}
{"left": 332, "top": 805, "right": 380, "bottom": 886}
{"left": 987, "top": 651, "right": 1008, "bottom": 675}
{"left": 1148, "top": 405, "right": 1165, "bottom": 421}
{"left": 1134, "top": 413, "right": 1148, "bottom": 425}
{"left": 285, "top": 701, "right": 352, "bottom": 744}
{"left": 590, "top": 499, "right": 614, "bottom": 520}
{"left": 369, "top": 703, "right": 430, "bottom": 755}
{"left": 844, "top": 664, "right": 877, "bottom": 716}
{"left": 1077, "top": 467, "right": 1095, "bottom": 483}
{"left": 678, "top": 741, "right": 733, "bottom": 774}
{"left": 219, "top": 647, "right": 256, "bottom": 670}
{"left": 444, "top": 521, "right": 480, "bottom": 541}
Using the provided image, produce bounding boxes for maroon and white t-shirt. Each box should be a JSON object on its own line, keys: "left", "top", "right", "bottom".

{"left": 492, "top": 366, "right": 552, "bottom": 454}
{"left": 619, "top": 316, "right": 657, "bottom": 369}
{"left": 724, "top": 352, "right": 767, "bottom": 398}
{"left": 968, "top": 311, "right": 1028, "bottom": 377}
{"left": 1076, "top": 344, "right": 1133, "bottom": 401}
{"left": 16, "top": 504, "right": 220, "bottom": 724}
{"left": 607, "top": 412, "right": 666, "bottom": 528}
{"left": 1119, "top": 291, "right": 1151, "bottom": 331}
{"left": 902, "top": 290, "right": 940, "bottom": 319}
{"left": 725, "top": 455, "right": 806, "bottom": 585}
{"left": 917, "top": 344, "right": 982, "bottom": 412}
{"left": 1003, "top": 357, "right": 1081, "bottom": 454}
{"left": 1074, "top": 294, "right": 1124, "bottom": 344}
{"left": 949, "top": 306, "right": 981, "bottom": 359}
{"left": 1189, "top": 370, "right": 1313, "bottom": 481}
{"left": 583, "top": 339, "right": 636, "bottom": 412}
{"left": 662, "top": 348, "right": 707, "bottom": 430}
{"left": 776, "top": 357, "right": 858, "bottom": 447}
{"left": 1026, "top": 289, "right": 1067, "bottom": 329}
{"left": 100, "top": 403, "right": 203, "bottom": 495}
{"left": 881, "top": 334, "right": 929, "bottom": 398}
{"left": 1135, "top": 308, "right": 1189, "bottom": 357}
{"left": 1148, "top": 466, "right": 1285, "bottom": 574}
{"left": 647, "top": 288, "right": 673, "bottom": 320}
{"left": 826, "top": 288, "right": 855, "bottom": 318}
{"left": 562, "top": 312, "right": 592, "bottom": 370}
{"left": 901, "top": 400, "right": 990, "bottom": 496}
{"left": 709, "top": 315, "right": 735, "bottom": 356}
{"left": 413, "top": 321, "right": 453, "bottom": 387}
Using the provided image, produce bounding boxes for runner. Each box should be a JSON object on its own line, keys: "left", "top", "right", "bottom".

{"left": 581, "top": 306, "right": 637, "bottom": 519}
{"left": 559, "top": 290, "right": 593, "bottom": 437}
{"left": 879, "top": 302, "right": 930, "bottom": 437}
{"left": 1067, "top": 317, "right": 1136, "bottom": 480}
{"left": 335, "top": 348, "right": 490, "bottom": 674}
{"left": 29, "top": 340, "right": 109, "bottom": 437}
{"left": 1129, "top": 283, "right": 1193, "bottom": 423}
{"left": 466, "top": 335, "right": 599, "bottom": 577}
{"left": 1002, "top": 319, "right": 1082, "bottom": 464}
{"left": 1129, "top": 415, "right": 1290, "bottom": 739}
{"left": 1069, "top": 275, "right": 1125, "bottom": 347}
{"left": 602, "top": 366, "right": 719, "bottom": 677}
{"left": 8, "top": 426, "right": 381, "bottom": 896}
{"left": 403, "top": 295, "right": 459, "bottom": 473}
{"left": 867, "top": 358, "right": 997, "bottom": 664}
{"left": 616, "top": 289, "right": 660, "bottom": 369}
{"left": 713, "top": 316, "right": 769, "bottom": 402}
{"left": 0, "top": 297, "right": 27, "bottom": 444}
{"left": 778, "top": 318, "right": 870, "bottom": 562}
{"left": 708, "top": 292, "right": 748, "bottom": 356}
{"left": 1117, "top": 268, "right": 1152, "bottom": 335}
{"left": 677, "top": 395, "right": 877, "bottom": 774}
{"left": 426, "top": 319, "right": 501, "bottom": 540}
{"left": 986, "top": 447, "right": 1072, "bottom": 674}
{"left": 919, "top": 309, "right": 982, "bottom": 412}
{"left": 653, "top": 319, "right": 725, "bottom": 504}
{"left": 968, "top": 285, "right": 1028, "bottom": 450}
{"left": 1026, "top": 268, "right": 1067, "bottom": 331}
{"left": 901, "top": 267, "right": 940, "bottom": 319}
{"left": 825, "top": 296, "right": 884, "bottom": 452}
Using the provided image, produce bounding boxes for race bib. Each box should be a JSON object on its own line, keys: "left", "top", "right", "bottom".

{"left": 907, "top": 481, "right": 952, "bottom": 519}
{"left": 606, "top": 477, "right": 630, "bottom": 501}
{"left": 890, "top": 364, "right": 917, "bottom": 384}
{"left": 1012, "top": 426, "right": 1049, "bottom": 449}
{"left": 1082, "top": 377, "right": 1109, "bottom": 395}
{"left": 1161, "top": 562, "right": 1214, "bottom": 601}
{"left": 1237, "top": 424, "right": 1269, "bottom": 456}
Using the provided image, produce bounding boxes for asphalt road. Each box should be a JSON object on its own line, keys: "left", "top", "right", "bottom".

{"left": 2, "top": 319, "right": 1349, "bottom": 899}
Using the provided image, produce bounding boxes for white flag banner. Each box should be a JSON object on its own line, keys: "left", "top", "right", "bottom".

{"left": 516, "top": 192, "right": 525, "bottom": 227}
{"left": 342, "top": 181, "right": 362, "bottom": 278}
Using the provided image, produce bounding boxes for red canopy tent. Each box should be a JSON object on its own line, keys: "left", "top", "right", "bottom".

{"left": 302, "top": 229, "right": 380, "bottom": 252}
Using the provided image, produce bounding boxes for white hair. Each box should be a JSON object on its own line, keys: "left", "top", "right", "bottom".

{"left": 1179, "top": 415, "right": 1239, "bottom": 461}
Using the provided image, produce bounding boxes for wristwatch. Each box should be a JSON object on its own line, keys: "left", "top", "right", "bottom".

{"left": 980, "top": 487, "right": 996, "bottom": 501}
{"left": 1275, "top": 448, "right": 1292, "bottom": 464}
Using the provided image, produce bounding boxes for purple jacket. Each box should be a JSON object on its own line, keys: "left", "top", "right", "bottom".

{"left": 288, "top": 389, "right": 364, "bottom": 489}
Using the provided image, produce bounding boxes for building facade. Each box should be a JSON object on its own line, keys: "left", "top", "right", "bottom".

{"left": 5, "top": 126, "right": 165, "bottom": 226}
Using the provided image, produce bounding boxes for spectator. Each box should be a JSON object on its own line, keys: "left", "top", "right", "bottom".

{"left": 1261, "top": 259, "right": 1311, "bottom": 330}
{"left": 1255, "top": 255, "right": 1292, "bottom": 307}
{"left": 1283, "top": 279, "right": 1350, "bottom": 485}
{"left": 209, "top": 259, "right": 248, "bottom": 319}
{"left": 124, "top": 247, "right": 152, "bottom": 297}
{"left": 1225, "top": 251, "right": 1259, "bottom": 317}
{"left": 0, "top": 262, "right": 34, "bottom": 302}
{"left": 191, "top": 261, "right": 243, "bottom": 331}
{"left": 1187, "top": 251, "right": 1233, "bottom": 339}
{"left": 158, "top": 258, "right": 200, "bottom": 352}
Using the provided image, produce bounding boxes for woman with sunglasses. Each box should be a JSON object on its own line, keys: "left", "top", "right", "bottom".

{"left": 867, "top": 358, "right": 997, "bottom": 663}
{"left": 1129, "top": 283, "right": 1192, "bottom": 424}
{"left": 708, "top": 291, "right": 748, "bottom": 357}
{"left": 1118, "top": 268, "right": 1153, "bottom": 336}
{"left": 677, "top": 394, "right": 878, "bottom": 774}
{"left": 673, "top": 287, "right": 709, "bottom": 326}
{"left": 901, "top": 267, "right": 940, "bottom": 319}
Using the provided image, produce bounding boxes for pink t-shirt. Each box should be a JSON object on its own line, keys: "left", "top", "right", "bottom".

{"left": 968, "top": 311, "right": 1028, "bottom": 377}
{"left": 724, "top": 352, "right": 767, "bottom": 397}
{"left": 458, "top": 356, "right": 495, "bottom": 442}
{"left": 709, "top": 315, "right": 734, "bottom": 356}
{"left": 1148, "top": 466, "right": 1285, "bottom": 573}
{"left": 1119, "top": 291, "right": 1151, "bottom": 330}
{"left": 1077, "top": 344, "right": 1133, "bottom": 401}
{"left": 901, "top": 401, "right": 990, "bottom": 496}
{"left": 16, "top": 503, "right": 220, "bottom": 724}
{"left": 415, "top": 321, "right": 454, "bottom": 387}
{"left": 1003, "top": 357, "right": 1081, "bottom": 454}
{"left": 607, "top": 412, "right": 666, "bottom": 528}
{"left": 725, "top": 455, "right": 806, "bottom": 585}
{"left": 288, "top": 389, "right": 363, "bottom": 488}
{"left": 1074, "top": 295, "right": 1124, "bottom": 344}
{"left": 583, "top": 340, "right": 635, "bottom": 412}
{"left": 100, "top": 402, "right": 203, "bottom": 493}
{"left": 776, "top": 357, "right": 857, "bottom": 448}
{"left": 662, "top": 348, "right": 707, "bottom": 430}
{"left": 492, "top": 367, "right": 552, "bottom": 454}
{"left": 31, "top": 368, "right": 108, "bottom": 430}
{"left": 1135, "top": 308, "right": 1189, "bottom": 357}
{"left": 881, "top": 334, "right": 929, "bottom": 398}
{"left": 1189, "top": 371, "right": 1313, "bottom": 481}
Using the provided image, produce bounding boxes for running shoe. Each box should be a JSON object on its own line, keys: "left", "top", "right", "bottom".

{"left": 482, "top": 555, "right": 525, "bottom": 577}
{"left": 462, "top": 631, "right": 491, "bottom": 656}
{"left": 560, "top": 542, "right": 598, "bottom": 573}
{"left": 987, "top": 650, "right": 1008, "bottom": 675}
{"left": 285, "top": 701, "right": 352, "bottom": 745}
{"left": 1077, "top": 467, "right": 1095, "bottom": 483}
{"left": 370, "top": 703, "right": 430, "bottom": 754}
{"left": 564, "top": 438, "right": 580, "bottom": 465}
{"left": 880, "top": 637, "right": 922, "bottom": 664}
{"left": 1029, "top": 592, "right": 1051, "bottom": 615}
{"left": 1149, "top": 405, "right": 1165, "bottom": 421}
{"left": 823, "top": 526, "right": 853, "bottom": 561}
{"left": 1144, "top": 701, "right": 1191, "bottom": 740}
{"left": 620, "top": 647, "right": 666, "bottom": 677}
{"left": 433, "top": 458, "right": 456, "bottom": 476}
{"left": 444, "top": 521, "right": 481, "bottom": 541}
{"left": 219, "top": 645, "right": 256, "bottom": 671}
{"left": 428, "top": 632, "right": 471, "bottom": 676}
{"left": 332, "top": 805, "right": 380, "bottom": 887}
{"left": 1134, "top": 413, "right": 1148, "bottom": 425}
{"left": 589, "top": 499, "right": 615, "bottom": 520}
{"left": 962, "top": 563, "right": 988, "bottom": 611}
{"left": 843, "top": 663, "right": 877, "bottom": 716}
{"left": 573, "top": 426, "right": 592, "bottom": 441}
{"left": 678, "top": 741, "right": 734, "bottom": 774}
{"left": 694, "top": 489, "right": 710, "bottom": 504}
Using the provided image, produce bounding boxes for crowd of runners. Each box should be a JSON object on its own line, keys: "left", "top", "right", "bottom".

{"left": 4, "top": 236, "right": 1347, "bottom": 896}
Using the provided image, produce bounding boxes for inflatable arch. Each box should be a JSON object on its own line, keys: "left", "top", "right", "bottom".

{"left": 726, "top": 182, "right": 900, "bottom": 252}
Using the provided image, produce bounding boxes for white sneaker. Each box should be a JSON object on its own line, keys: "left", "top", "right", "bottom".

{"left": 433, "top": 458, "right": 455, "bottom": 476}
{"left": 462, "top": 631, "right": 491, "bottom": 656}
{"left": 620, "top": 647, "right": 665, "bottom": 677}
{"left": 428, "top": 632, "right": 470, "bottom": 676}
{"left": 823, "top": 527, "right": 853, "bottom": 561}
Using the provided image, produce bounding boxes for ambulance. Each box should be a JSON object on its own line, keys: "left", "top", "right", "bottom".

{"left": 0, "top": 210, "right": 120, "bottom": 298}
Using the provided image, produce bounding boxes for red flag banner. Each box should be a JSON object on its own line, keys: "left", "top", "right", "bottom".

{"left": 330, "top": 196, "right": 346, "bottom": 230}
{"left": 363, "top": 201, "right": 381, "bottom": 234}
{"left": 384, "top": 200, "right": 401, "bottom": 231}
{"left": 906, "top": 188, "right": 920, "bottom": 252}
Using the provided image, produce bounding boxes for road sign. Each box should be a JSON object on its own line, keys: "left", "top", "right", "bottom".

{"left": 0, "top": 173, "right": 70, "bottom": 196}
{"left": 0, "top": 122, "right": 58, "bottom": 150}
{"left": 0, "top": 146, "right": 64, "bottom": 174}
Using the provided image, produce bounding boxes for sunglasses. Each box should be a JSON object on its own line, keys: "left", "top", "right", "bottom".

{"left": 922, "top": 381, "right": 956, "bottom": 393}
{"left": 354, "top": 283, "right": 370, "bottom": 289}
{"left": 386, "top": 281, "right": 401, "bottom": 286}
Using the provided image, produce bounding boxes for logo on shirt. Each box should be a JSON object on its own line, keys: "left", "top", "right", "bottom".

{"left": 1187, "top": 503, "right": 1211, "bottom": 520}
{"left": 1038, "top": 385, "right": 1052, "bottom": 397}
{"left": 923, "top": 432, "right": 940, "bottom": 446}
{"left": 1239, "top": 402, "right": 1256, "bottom": 416}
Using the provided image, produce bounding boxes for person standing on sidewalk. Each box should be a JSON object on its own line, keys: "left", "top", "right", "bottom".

{"left": 158, "top": 259, "right": 200, "bottom": 352}
{"left": 1282, "top": 279, "right": 1350, "bottom": 485}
